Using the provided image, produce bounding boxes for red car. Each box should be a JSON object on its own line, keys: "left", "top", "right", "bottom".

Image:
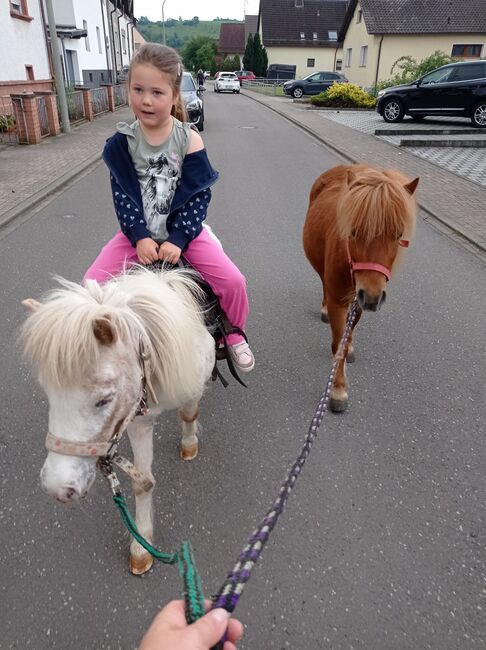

{"left": 234, "top": 70, "right": 256, "bottom": 82}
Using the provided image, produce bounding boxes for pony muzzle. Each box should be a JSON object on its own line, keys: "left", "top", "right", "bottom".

{"left": 356, "top": 287, "right": 387, "bottom": 311}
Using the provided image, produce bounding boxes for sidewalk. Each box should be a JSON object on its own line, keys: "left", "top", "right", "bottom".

{"left": 1, "top": 96, "right": 485, "bottom": 255}
{"left": 0, "top": 106, "right": 133, "bottom": 229}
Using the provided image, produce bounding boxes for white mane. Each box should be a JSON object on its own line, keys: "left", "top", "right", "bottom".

{"left": 21, "top": 267, "right": 209, "bottom": 404}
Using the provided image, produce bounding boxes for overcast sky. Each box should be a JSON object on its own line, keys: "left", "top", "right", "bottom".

{"left": 134, "top": 0, "right": 260, "bottom": 22}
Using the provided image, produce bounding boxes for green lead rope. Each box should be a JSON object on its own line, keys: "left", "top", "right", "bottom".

{"left": 113, "top": 494, "right": 206, "bottom": 624}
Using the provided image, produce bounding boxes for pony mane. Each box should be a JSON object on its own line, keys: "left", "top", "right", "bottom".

{"left": 336, "top": 167, "right": 416, "bottom": 243}
{"left": 21, "top": 268, "right": 208, "bottom": 403}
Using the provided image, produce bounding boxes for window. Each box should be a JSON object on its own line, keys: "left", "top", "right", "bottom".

{"left": 359, "top": 45, "right": 368, "bottom": 67}
{"left": 336, "top": 59, "right": 343, "bottom": 71}
{"left": 295, "top": 0, "right": 303, "bottom": 6}
{"left": 450, "top": 63, "right": 486, "bottom": 82}
{"left": 25, "top": 65, "right": 34, "bottom": 80}
{"left": 121, "top": 29, "right": 127, "bottom": 53}
{"left": 328, "top": 31, "right": 338, "bottom": 41}
{"left": 345, "top": 48, "right": 352, "bottom": 67}
{"left": 96, "top": 26, "right": 102, "bottom": 53}
{"left": 300, "top": 32, "right": 305, "bottom": 39}
{"left": 307, "top": 58, "right": 315, "bottom": 67}
{"left": 356, "top": 8, "right": 362, "bottom": 23}
{"left": 83, "top": 20, "right": 90, "bottom": 51}
{"left": 89, "top": 72, "right": 93, "bottom": 82}
{"left": 451, "top": 44, "right": 483, "bottom": 59}
{"left": 421, "top": 67, "right": 453, "bottom": 85}
{"left": 10, "top": 0, "right": 32, "bottom": 20}
{"left": 313, "top": 32, "right": 318, "bottom": 40}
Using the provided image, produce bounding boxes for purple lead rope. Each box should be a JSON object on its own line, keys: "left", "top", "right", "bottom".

{"left": 211, "top": 302, "right": 359, "bottom": 628}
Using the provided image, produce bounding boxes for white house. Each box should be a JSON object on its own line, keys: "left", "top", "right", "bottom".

{"left": 1, "top": 0, "right": 52, "bottom": 95}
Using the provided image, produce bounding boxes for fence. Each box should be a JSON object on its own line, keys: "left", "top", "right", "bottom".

{"left": 0, "top": 95, "right": 18, "bottom": 144}
{"left": 113, "top": 83, "right": 127, "bottom": 107}
{"left": 65, "top": 90, "right": 85, "bottom": 124}
{"left": 36, "top": 95, "right": 50, "bottom": 137}
{"left": 241, "top": 79, "right": 285, "bottom": 97}
{"left": 91, "top": 86, "right": 109, "bottom": 116}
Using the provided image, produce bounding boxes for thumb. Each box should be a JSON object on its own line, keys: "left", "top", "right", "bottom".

{"left": 189, "top": 608, "right": 229, "bottom": 646}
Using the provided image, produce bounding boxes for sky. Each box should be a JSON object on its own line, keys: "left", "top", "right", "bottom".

{"left": 134, "top": 0, "right": 260, "bottom": 22}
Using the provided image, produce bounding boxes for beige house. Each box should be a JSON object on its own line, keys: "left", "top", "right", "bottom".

{"left": 337, "top": 0, "right": 486, "bottom": 89}
{"left": 258, "top": 0, "right": 348, "bottom": 79}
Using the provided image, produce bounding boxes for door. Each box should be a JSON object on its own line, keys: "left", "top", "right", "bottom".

{"left": 407, "top": 66, "right": 455, "bottom": 114}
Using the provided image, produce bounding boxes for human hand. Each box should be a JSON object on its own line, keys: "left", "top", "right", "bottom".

{"left": 158, "top": 241, "right": 182, "bottom": 264}
{"left": 136, "top": 238, "right": 160, "bottom": 265}
{"left": 138, "top": 599, "right": 244, "bottom": 650}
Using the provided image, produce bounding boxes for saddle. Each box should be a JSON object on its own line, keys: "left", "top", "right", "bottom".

{"left": 145, "top": 259, "right": 249, "bottom": 388}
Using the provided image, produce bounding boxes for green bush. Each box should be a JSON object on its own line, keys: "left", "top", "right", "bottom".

{"left": 310, "top": 82, "right": 376, "bottom": 108}
{"left": 374, "top": 50, "right": 454, "bottom": 93}
{"left": 0, "top": 114, "right": 15, "bottom": 132}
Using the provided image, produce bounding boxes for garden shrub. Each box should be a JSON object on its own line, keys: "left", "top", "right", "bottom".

{"left": 374, "top": 50, "right": 454, "bottom": 93}
{"left": 310, "top": 82, "right": 376, "bottom": 108}
{"left": 0, "top": 114, "right": 15, "bottom": 132}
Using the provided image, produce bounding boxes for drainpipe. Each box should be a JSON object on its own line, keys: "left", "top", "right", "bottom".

{"left": 39, "top": 0, "right": 54, "bottom": 81}
{"left": 374, "top": 35, "right": 384, "bottom": 91}
{"left": 117, "top": 10, "right": 124, "bottom": 69}
{"left": 100, "top": 0, "right": 112, "bottom": 82}
{"left": 333, "top": 46, "right": 338, "bottom": 71}
{"left": 109, "top": 0, "right": 118, "bottom": 81}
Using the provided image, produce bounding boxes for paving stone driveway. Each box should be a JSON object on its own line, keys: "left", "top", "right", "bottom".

{"left": 318, "top": 110, "right": 486, "bottom": 188}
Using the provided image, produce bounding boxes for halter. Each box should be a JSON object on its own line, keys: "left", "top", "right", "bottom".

{"left": 44, "top": 334, "right": 158, "bottom": 492}
{"left": 346, "top": 238, "right": 409, "bottom": 284}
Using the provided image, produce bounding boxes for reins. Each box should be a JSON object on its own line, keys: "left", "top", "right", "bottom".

{"left": 101, "top": 301, "right": 360, "bottom": 639}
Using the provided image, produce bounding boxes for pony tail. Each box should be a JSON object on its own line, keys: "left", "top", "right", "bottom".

{"left": 172, "top": 94, "right": 188, "bottom": 122}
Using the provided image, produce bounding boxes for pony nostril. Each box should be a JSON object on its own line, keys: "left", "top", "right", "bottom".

{"left": 357, "top": 289, "right": 365, "bottom": 306}
{"left": 380, "top": 290, "right": 387, "bottom": 307}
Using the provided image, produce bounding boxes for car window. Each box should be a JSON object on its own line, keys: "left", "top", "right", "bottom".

{"left": 421, "top": 67, "right": 454, "bottom": 85}
{"left": 307, "top": 73, "right": 321, "bottom": 82}
{"left": 181, "top": 74, "right": 196, "bottom": 91}
{"left": 450, "top": 64, "right": 486, "bottom": 82}
{"left": 322, "top": 73, "right": 336, "bottom": 80}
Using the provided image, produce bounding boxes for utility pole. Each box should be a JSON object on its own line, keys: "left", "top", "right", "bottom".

{"left": 162, "top": 0, "right": 167, "bottom": 44}
{"left": 45, "top": 0, "right": 70, "bottom": 133}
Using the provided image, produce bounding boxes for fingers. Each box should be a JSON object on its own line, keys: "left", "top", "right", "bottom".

{"left": 189, "top": 608, "right": 230, "bottom": 645}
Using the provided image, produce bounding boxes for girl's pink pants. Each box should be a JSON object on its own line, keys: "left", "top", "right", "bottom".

{"left": 83, "top": 227, "right": 249, "bottom": 345}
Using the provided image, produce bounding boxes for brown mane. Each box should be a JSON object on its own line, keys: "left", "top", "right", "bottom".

{"left": 336, "top": 167, "right": 416, "bottom": 244}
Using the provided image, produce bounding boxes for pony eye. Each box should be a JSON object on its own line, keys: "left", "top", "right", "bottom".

{"left": 95, "top": 397, "right": 113, "bottom": 408}
{"left": 397, "top": 232, "right": 403, "bottom": 240}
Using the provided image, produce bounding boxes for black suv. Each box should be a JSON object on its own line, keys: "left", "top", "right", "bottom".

{"left": 376, "top": 60, "right": 486, "bottom": 127}
{"left": 181, "top": 72, "right": 204, "bottom": 131}
{"left": 283, "top": 71, "right": 348, "bottom": 98}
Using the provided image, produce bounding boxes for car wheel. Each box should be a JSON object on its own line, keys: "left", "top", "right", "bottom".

{"left": 197, "top": 115, "right": 204, "bottom": 132}
{"left": 382, "top": 98, "right": 404, "bottom": 123}
{"left": 236, "top": 90, "right": 240, "bottom": 94}
{"left": 292, "top": 87, "right": 304, "bottom": 99}
{"left": 471, "top": 101, "right": 486, "bottom": 128}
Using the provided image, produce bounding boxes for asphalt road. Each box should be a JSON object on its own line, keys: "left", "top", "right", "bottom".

{"left": 1, "top": 89, "right": 485, "bottom": 649}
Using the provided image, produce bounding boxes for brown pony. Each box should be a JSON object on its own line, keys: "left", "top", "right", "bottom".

{"left": 303, "top": 164, "right": 419, "bottom": 412}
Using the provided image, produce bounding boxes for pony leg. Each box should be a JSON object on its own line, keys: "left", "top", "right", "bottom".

{"left": 320, "top": 278, "right": 329, "bottom": 324}
{"left": 346, "top": 306, "right": 362, "bottom": 364}
{"left": 179, "top": 401, "right": 200, "bottom": 461}
{"left": 127, "top": 415, "right": 155, "bottom": 575}
{"left": 327, "top": 301, "right": 350, "bottom": 412}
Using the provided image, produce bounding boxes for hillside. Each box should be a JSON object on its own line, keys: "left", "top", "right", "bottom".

{"left": 136, "top": 17, "right": 242, "bottom": 50}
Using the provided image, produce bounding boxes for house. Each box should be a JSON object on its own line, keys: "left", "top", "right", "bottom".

{"left": 258, "top": 0, "right": 348, "bottom": 79}
{"left": 133, "top": 24, "right": 146, "bottom": 52}
{"left": 245, "top": 14, "right": 258, "bottom": 46}
{"left": 338, "top": 0, "right": 486, "bottom": 89}
{"left": 218, "top": 22, "right": 245, "bottom": 60}
{"left": 49, "top": 0, "right": 135, "bottom": 86}
{"left": 1, "top": 0, "right": 52, "bottom": 96}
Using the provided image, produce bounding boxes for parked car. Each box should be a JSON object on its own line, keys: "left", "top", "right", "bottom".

{"left": 376, "top": 60, "right": 486, "bottom": 127}
{"left": 204, "top": 70, "right": 211, "bottom": 79}
{"left": 234, "top": 70, "right": 256, "bottom": 82}
{"left": 181, "top": 72, "right": 204, "bottom": 131}
{"left": 283, "top": 71, "right": 348, "bottom": 98}
{"left": 214, "top": 72, "right": 240, "bottom": 94}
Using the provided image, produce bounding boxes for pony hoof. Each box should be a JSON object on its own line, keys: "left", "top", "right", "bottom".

{"left": 180, "top": 443, "right": 198, "bottom": 461}
{"left": 320, "top": 309, "right": 329, "bottom": 324}
{"left": 330, "top": 397, "right": 348, "bottom": 413}
{"left": 346, "top": 349, "right": 355, "bottom": 363}
{"left": 129, "top": 553, "right": 153, "bottom": 575}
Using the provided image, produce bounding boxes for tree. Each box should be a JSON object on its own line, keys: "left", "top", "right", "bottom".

{"left": 243, "top": 33, "right": 267, "bottom": 77}
{"left": 243, "top": 34, "right": 254, "bottom": 71}
{"left": 181, "top": 36, "right": 217, "bottom": 70}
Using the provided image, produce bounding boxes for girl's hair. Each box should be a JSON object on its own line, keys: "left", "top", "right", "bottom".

{"left": 128, "top": 43, "right": 187, "bottom": 122}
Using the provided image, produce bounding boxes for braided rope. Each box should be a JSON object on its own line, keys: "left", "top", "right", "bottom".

{"left": 211, "top": 302, "right": 359, "bottom": 612}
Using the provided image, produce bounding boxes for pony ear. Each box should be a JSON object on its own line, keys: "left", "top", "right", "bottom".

{"left": 345, "top": 169, "right": 355, "bottom": 187}
{"left": 92, "top": 317, "right": 117, "bottom": 346}
{"left": 22, "top": 298, "right": 41, "bottom": 312}
{"left": 404, "top": 177, "right": 419, "bottom": 195}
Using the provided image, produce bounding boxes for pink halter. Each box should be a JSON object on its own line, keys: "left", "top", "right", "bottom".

{"left": 346, "top": 238, "right": 409, "bottom": 284}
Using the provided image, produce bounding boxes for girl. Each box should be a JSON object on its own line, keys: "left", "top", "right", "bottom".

{"left": 84, "top": 43, "right": 254, "bottom": 372}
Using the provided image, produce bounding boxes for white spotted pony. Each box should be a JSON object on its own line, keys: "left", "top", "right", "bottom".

{"left": 21, "top": 267, "right": 215, "bottom": 574}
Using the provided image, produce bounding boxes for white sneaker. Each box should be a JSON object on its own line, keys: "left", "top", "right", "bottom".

{"left": 229, "top": 341, "right": 255, "bottom": 372}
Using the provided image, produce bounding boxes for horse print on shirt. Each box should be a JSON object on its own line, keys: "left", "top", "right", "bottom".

{"left": 141, "top": 151, "right": 181, "bottom": 237}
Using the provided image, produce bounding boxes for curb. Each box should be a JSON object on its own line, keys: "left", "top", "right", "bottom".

{"left": 0, "top": 150, "right": 102, "bottom": 232}
{"left": 242, "top": 89, "right": 486, "bottom": 256}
